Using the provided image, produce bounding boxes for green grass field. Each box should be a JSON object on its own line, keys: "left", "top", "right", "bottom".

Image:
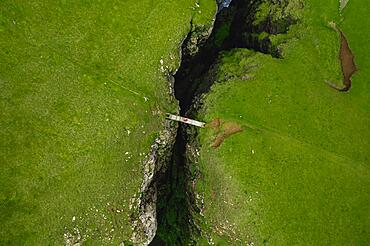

{"left": 0, "top": 0, "right": 215, "bottom": 244}
{"left": 196, "top": 0, "right": 370, "bottom": 244}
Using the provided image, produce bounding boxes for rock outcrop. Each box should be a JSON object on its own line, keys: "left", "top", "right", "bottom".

{"left": 130, "top": 122, "right": 177, "bottom": 246}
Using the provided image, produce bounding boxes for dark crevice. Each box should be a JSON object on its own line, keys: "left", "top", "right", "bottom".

{"left": 150, "top": 0, "right": 300, "bottom": 244}
{"left": 150, "top": 126, "right": 193, "bottom": 245}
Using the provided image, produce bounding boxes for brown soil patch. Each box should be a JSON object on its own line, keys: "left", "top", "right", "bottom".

{"left": 206, "top": 118, "right": 221, "bottom": 133}
{"left": 338, "top": 30, "right": 356, "bottom": 91}
{"left": 209, "top": 121, "right": 243, "bottom": 148}
{"left": 327, "top": 22, "right": 357, "bottom": 91}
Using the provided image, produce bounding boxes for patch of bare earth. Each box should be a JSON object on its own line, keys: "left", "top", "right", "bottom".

{"left": 339, "top": 30, "right": 356, "bottom": 90}
{"left": 207, "top": 119, "right": 243, "bottom": 148}
{"left": 327, "top": 22, "right": 357, "bottom": 91}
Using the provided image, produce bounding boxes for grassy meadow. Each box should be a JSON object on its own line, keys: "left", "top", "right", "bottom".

{"left": 196, "top": 0, "right": 370, "bottom": 244}
{"left": 0, "top": 0, "right": 215, "bottom": 244}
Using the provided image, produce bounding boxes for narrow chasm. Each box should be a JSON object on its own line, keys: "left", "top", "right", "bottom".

{"left": 150, "top": 0, "right": 300, "bottom": 244}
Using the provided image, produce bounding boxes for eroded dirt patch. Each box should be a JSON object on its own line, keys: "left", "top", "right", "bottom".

{"left": 207, "top": 118, "right": 221, "bottom": 133}
{"left": 327, "top": 22, "right": 357, "bottom": 91}
{"left": 207, "top": 119, "right": 243, "bottom": 148}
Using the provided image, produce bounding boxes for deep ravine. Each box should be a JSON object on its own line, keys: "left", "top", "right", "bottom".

{"left": 149, "top": 0, "right": 298, "bottom": 244}
{"left": 149, "top": 3, "right": 237, "bottom": 244}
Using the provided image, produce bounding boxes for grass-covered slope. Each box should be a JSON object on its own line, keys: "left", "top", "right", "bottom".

{"left": 0, "top": 0, "right": 215, "bottom": 244}
{"left": 196, "top": 0, "right": 370, "bottom": 244}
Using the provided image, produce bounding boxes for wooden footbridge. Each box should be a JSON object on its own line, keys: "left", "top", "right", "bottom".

{"left": 166, "top": 113, "right": 206, "bottom": 128}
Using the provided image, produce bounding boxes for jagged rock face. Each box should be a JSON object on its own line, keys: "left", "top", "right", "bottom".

{"left": 224, "top": 0, "right": 304, "bottom": 56}
{"left": 131, "top": 122, "right": 177, "bottom": 246}
{"left": 184, "top": 21, "right": 216, "bottom": 57}
{"left": 182, "top": 4, "right": 219, "bottom": 58}
{"left": 217, "top": 0, "right": 233, "bottom": 12}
